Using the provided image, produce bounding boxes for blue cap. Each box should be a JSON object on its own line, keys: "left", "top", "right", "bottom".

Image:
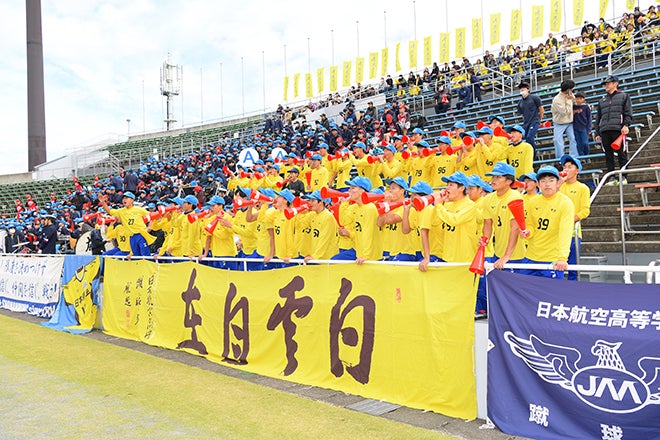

{"left": 270, "top": 164, "right": 281, "bottom": 172}
{"left": 345, "top": 176, "right": 372, "bottom": 192}
{"left": 486, "top": 162, "right": 516, "bottom": 177}
{"left": 415, "top": 140, "right": 430, "bottom": 148}
{"left": 122, "top": 191, "right": 136, "bottom": 200}
{"left": 387, "top": 176, "right": 410, "bottom": 191}
{"left": 187, "top": 167, "right": 195, "bottom": 172}
{"left": 353, "top": 141, "right": 367, "bottom": 150}
{"left": 489, "top": 115, "right": 506, "bottom": 125}
{"left": 411, "top": 127, "right": 425, "bottom": 135}
{"left": 384, "top": 144, "right": 397, "bottom": 153}
{"left": 183, "top": 195, "right": 199, "bottom": 205}
{"left": 318, "top": 143, "right": 329, "bottom": 150}
{"left": 510, "top": 125, "right": 526, "bottom": 136}
{"left": 442, "top": 171, "right": 470, "bottom": 187}
{"left": 537, "top": 165, "right": 560, "bottom": 179}
{"left": 602, "top": 75, "right": 619, "bottom": 84}
{"left": 453, "top": 121, "right": 467, "bottom": 129}
{"left": 261, "top": 188, "right": 276, "bottom": 199}
{"left": 170, "top": 196, "right": 184, "bottom": 206}
{"left": 310, "top": 154, "right": 323, "bottom": 161}
{"left": 409, "top": 181, "right": 434, "bottom": 195}
{"left": 560, "top": 154, "right": 583, "bottom": 171}
{"left": 304, "top": 190, "right": 323, "bottom": 201}
{"left": 519, "top": 172, "right": 538, "bottom": 183}
{"left": 147, "top": 203, "right": 156, "bottom": 209}
{"left": 460, "top": 131, "right": 476, "bottom": 138}
{"left": 288, "top": 167, "right": 299, "bottom": 174}
{"left": 436, "top": 136, "right": 452, "bottom": 145}
{"left": 275, "top": 188, "right": 295, "bottom": 204}
{"left": 208, "top": 195, "right": 225, "bottom": 205}
{"left": 288, "top": 153, "right": 297, "bottom": 158}
{"left": 475, "top": 127, "right": 494, "bottom": 136}
{"left": 237, "top": 186, "right": 251, "bottom": 198}
{"left": 468, "top": 175, "right": 494, "bottom": 193}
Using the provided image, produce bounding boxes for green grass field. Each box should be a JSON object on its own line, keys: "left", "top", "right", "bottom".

{"left": 0, "top": 314, "right": 456, "bottom": 439}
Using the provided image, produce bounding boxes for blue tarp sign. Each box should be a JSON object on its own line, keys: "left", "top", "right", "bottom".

{"left": 487, "top": 270, "right": 660, "bottom": 440}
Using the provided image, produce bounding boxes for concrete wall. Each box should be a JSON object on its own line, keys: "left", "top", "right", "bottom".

{"left": 0, "top": 173, "right": 34, "bottom": 184}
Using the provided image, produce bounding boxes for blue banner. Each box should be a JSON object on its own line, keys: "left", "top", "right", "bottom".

{"left": 43, "top": 256, "right": 101, "bottom": 334}
{"left": 487, "top": 270, "right": 660, "bottom": 439}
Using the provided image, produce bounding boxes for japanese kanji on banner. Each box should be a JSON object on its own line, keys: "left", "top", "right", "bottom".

{"left": 102, "top": 260, "right": 478, "bottom": 419}
{"left": 487, "top": 270, "right": 660, "bottom": 440}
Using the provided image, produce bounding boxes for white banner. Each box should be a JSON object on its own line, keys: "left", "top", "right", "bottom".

{"left": 0, "top": 255, "right": 64, "bottom": 318}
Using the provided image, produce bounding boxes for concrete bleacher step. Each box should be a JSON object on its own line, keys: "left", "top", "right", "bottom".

{"left": 582, "top": 240, "right": 660, "bottom": 254}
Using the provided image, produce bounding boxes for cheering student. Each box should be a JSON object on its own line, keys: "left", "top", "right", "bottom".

{"left": 302, "top": 191, "right": 339, "bottom": 262}
{"left": 482, "top": 162, "right": 527, "bottom": 270}
{"left": 520, "top": 166, "right": 574, "bottom": 279}
{"left": 378, "top": 177, "right": 417, "bottom": 261}
{"left": 559, "top": 154, "right": 591, "bottom": 281}
{"left": 98, "top": 191, "right": 155, "bottom": 256}
{"left": 200, "top": 195, "right": 237, "bottom": 269}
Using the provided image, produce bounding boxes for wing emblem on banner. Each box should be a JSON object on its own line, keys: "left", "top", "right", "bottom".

{"left": 503, "top": 331, "right": 660, "bottom": 414}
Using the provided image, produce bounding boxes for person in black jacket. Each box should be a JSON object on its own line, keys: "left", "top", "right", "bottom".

{"left": 283, "top": 168, "right": 305, "bottom": 197}
{"left": 38, "top": 214, "right": 59, "bottom": 254}
{"left": 594, "top": 75, "right": 632, "bottom": 183}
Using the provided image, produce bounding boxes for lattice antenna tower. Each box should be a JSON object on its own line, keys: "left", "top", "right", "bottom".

{"left": 160, "top": 53, "right": 181, "bottom": 131}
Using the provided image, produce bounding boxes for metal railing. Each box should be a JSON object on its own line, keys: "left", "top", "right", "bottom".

{"left": 589, "top": 125, "right": 660, "bottom": 266}
{"left": 647, "top": 260, "right": 660, "bottom": 284}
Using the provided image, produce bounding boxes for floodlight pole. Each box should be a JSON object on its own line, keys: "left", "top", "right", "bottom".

{"left": 26, "top": 0, "right": 47, "bottom": 171}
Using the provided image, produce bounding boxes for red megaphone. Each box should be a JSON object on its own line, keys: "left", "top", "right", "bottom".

{"left": 361, "top": 192, "right": 385, "bottom": 204}
{"left": 239, "top": 171, "right": 251, "bottom": 179}
{"left": 401, "top": 135, "right": 409, "bottom": 143}
{"left": 188, "top": 210, "right": 209, "bottom": 223}
{"left": 541, "top": 120, "right": 552, "bottom": 128}
{"left": 412, "top": 194, "right": 435, "bottom": 211}
{"left": 305, "top": 171, "right": 312, "bottom": 187}
{"left": 234, "top": 198, "right": 256, "bottom": 208}
{"left": 507, "top": 199, "right": 527, "bottom": 231}
{"left": 292, "top": 198, "right": 311, "bottom": 209}
{"left": 222, "top": 166, "right": 231, "bottom": 175}
{"left": 97, "top": 215, "right": 116, "bottom": 226}
{"left": 476, "top": 120, "right": 487, "bottom": 129}
{"left": 320, "top": 187, "right": 350, "bottom": 201}
{"left": 276, "top": 177, "right": 291, "bottom": 188}
{"left": 82, "top": 212, "right": 99, "bottom": 223}
{"left": 469, "top": 236, "right": 488, "bottom": 275}
{"left": 401, "top": 150, "right": 419, "bottom": 160}
{"left": 445, "top": 145, "right": 459, "bottom": 155}
{"left": 493, "top": 126, "right": 511, "bottom": 139}
{"left": 293, "top": 158, "right": 305, "bottom": 165}
{"left": 284, "top": 205, "right": 309, "bottom": 220}
{"left": 142, "top": 210, "right": 165, "bottom": 224}
{"left": 462, "top": 135, "right": 474, "bottom": 146}
{"left": 254, "top": 172, "right": 264, "bottom": 179}
{"left": 250, "top": 190, "right": 274, "bottom": 203}
{"left": 376, "top": 199, "right": 411, "bottom": 215}
{"left": 327, "top": 154, "right": 337, "bottom": 161}
{"left": 611, "top": 133, "right": 625, "bottom": 151}
{"left": 204, "top": 216, "right": 220, "bottom": 234}
{"left": 328, "top": 203, "right": 342, "bottom": 226}
{"left": 367, "top": 155, "right": 383, "bottom": 164}
{"left": 422, "top": 147, "right": 441, "bottom": 157}
{"left": 559, "top": 171, "right": 568, "bottom": 178}
{"left": 305, "top": 151, "right": 313, "bottom": 158}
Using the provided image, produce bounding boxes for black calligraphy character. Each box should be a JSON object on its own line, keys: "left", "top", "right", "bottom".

{"left": 222, "top": 283, "right": 250, "bottom": 365}
{"left": 176, "top": 268, "right": 208, "bottom": 355}
{"left": 329, "top": 278, "right": 375, "bottom": 385}
{"left": 266, "top": 276, "right": 313, "bottom": 376}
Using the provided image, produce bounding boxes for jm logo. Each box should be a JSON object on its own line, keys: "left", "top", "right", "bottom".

{"left": 504, "top": 331, "right": 660, "bottom": 413}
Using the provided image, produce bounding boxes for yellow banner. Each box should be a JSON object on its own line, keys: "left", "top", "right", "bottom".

{"left": 490, "top": 13, "right": 501, "bottom": 46}
{"left": 293, "top": 73, "right": 300, "bottom": 98}
{"left": 330, "top": 65, "right": 338, "bottom": 92}
{"left": 472, "top": 18, "right": 482, "bottom": 50}
{"left": 408, "top": 40, "right": 418, "bottom": 69}
{"left": 369, "top": 52, "right": 378, "bottom": 79}
{"left": 62, "top": 256, "right": 101, "bottom": 332}
{"left": 625, "top": 0, "right": 635, "bottom": 9}
{"left": 102, "top": 260, "right": 478, "bottom": 419}
{"left": 342, "top": 60, "right": 352, "bottom": 87}
{"left": 439, "top": 33, "right": 450, "bottom": 63}
{"left": 573, "top": 0, "right": 584, "bottom": 26}
{"left": 283, "top": 76, "right": 289, "bottom": 102}
{"left": 455, "top": 28, "right": 466, "bottom": 59}
{"left": 395, "top": 42, "right": 401, "bottom": 72}
{"left": 532, "top": 6, "right": 544, "bottom": 39}
{"left": 599, "top": 0, "right": 609, "bottom": 20}
{"left": 356, "top": 57, "right": 365, "bottom": 83}
{"left": 317, "top": 67, "right": 324, "bottom": 93}
{"left": 423, "top": 36, "right": 432, "bottom": 66}
{"left": 381, "top": 47, "right": 389, "bottom": 76}
{"left": 550, "top": 0, "right": 561, "bottom": 33}
{"left": 305, "top": 73, "right": 313, "bottom": 98}
{"left": 511, "top": 9, "right": 522, "bottom": 41}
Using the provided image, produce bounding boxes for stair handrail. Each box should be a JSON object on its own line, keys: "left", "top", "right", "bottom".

{"left": 588, "top": 125, "right": 660, "bottom": 268}
{"left": 647, "top": 260, "right": 660, "bottom": 284}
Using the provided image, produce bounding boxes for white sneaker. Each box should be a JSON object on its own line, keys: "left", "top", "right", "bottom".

{"left": 621, "top": 178, "right": 628, "bottom": 185}
{"left": 605, "top": 179, "right": 618, "bottom": 186}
